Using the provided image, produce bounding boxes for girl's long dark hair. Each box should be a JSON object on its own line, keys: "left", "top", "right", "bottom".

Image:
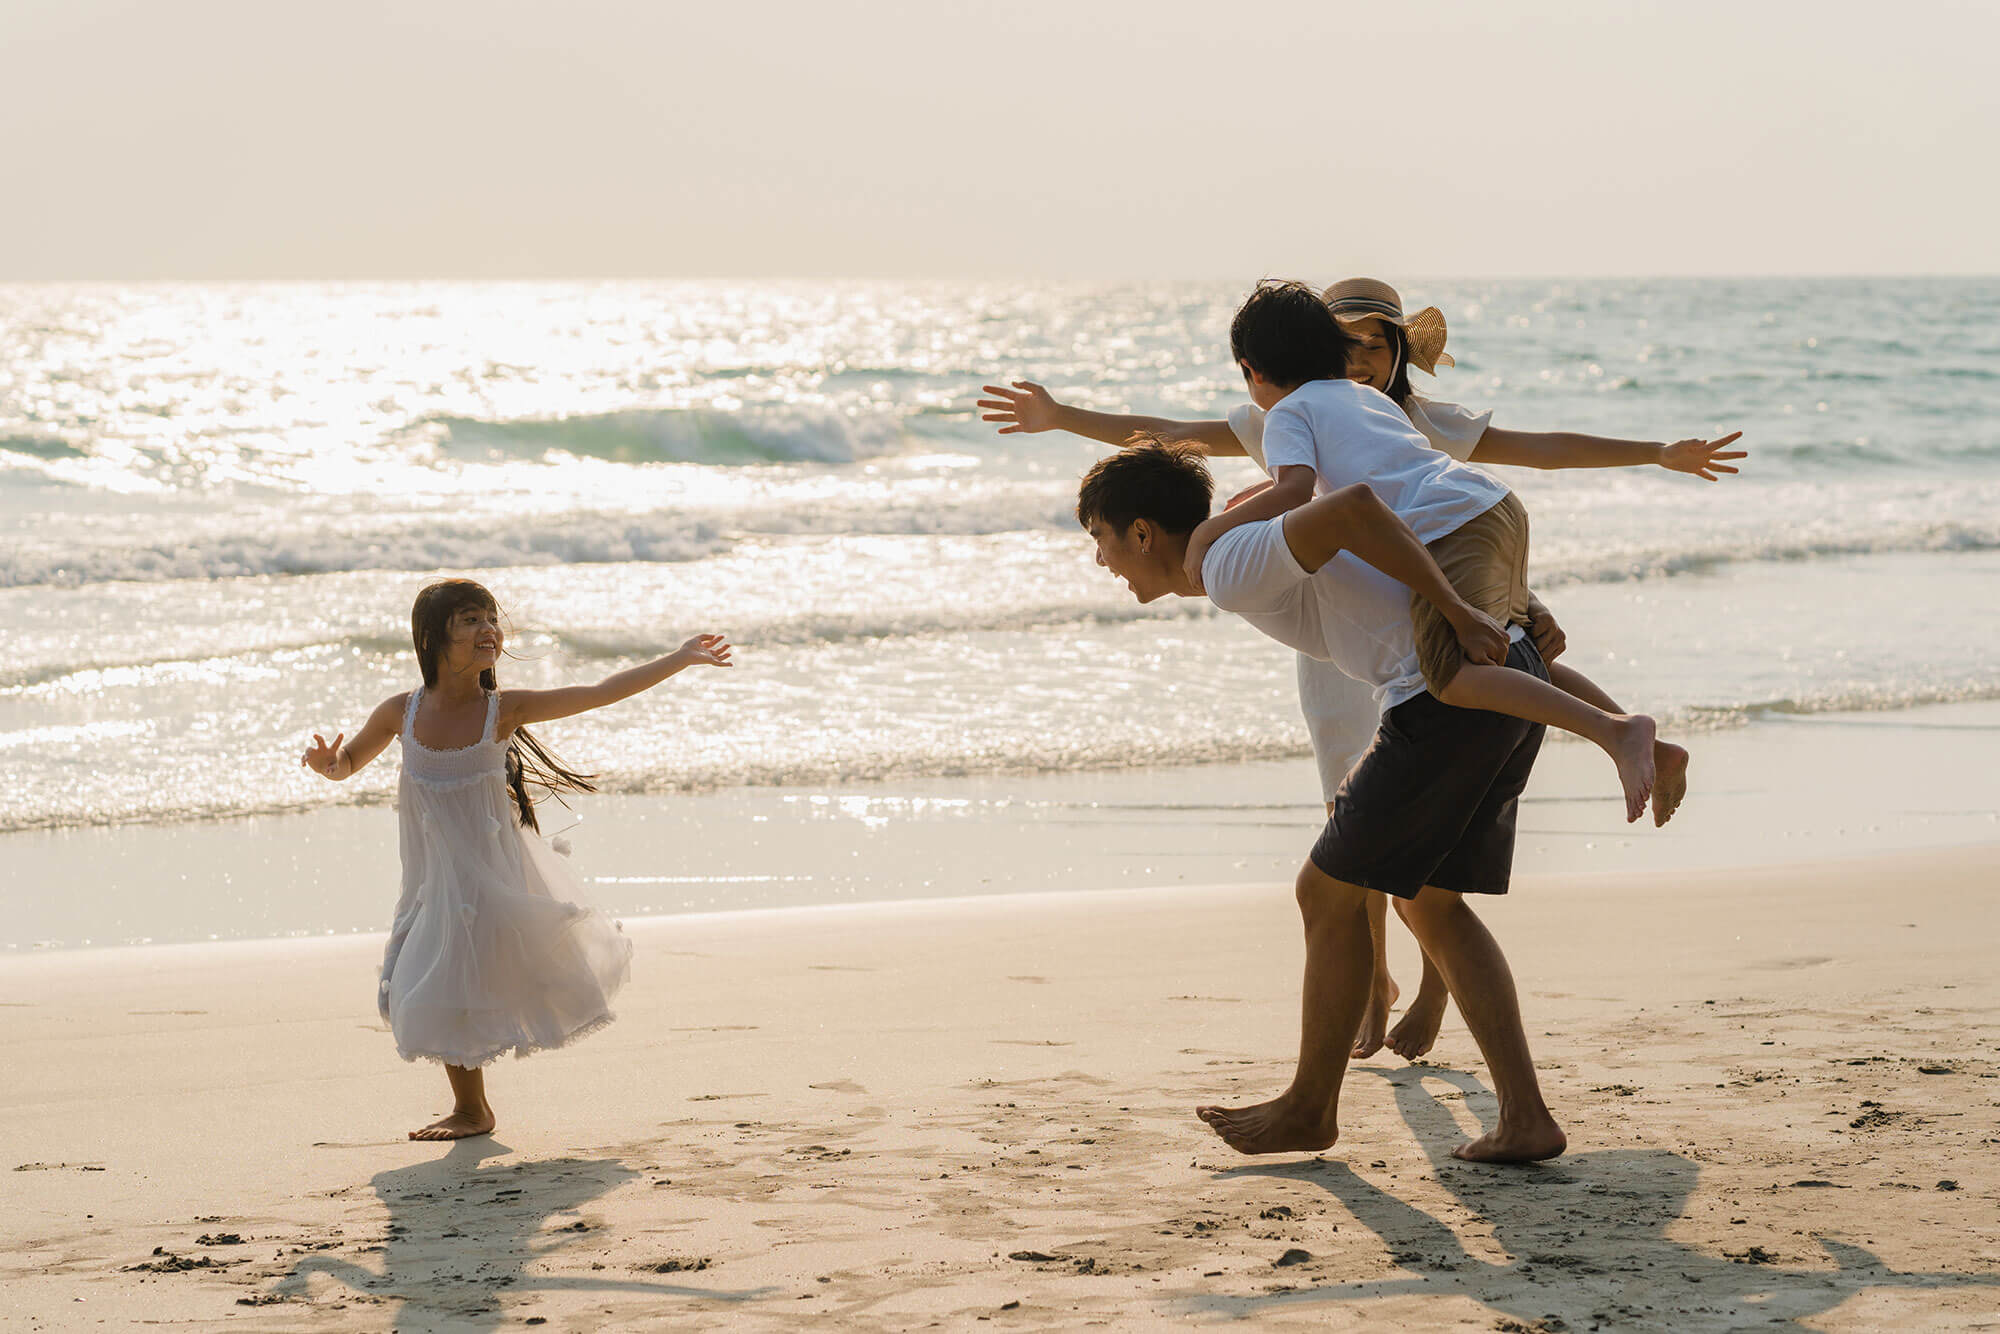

{"left": 410, "top": 579, "right": 596, "bottom": 832}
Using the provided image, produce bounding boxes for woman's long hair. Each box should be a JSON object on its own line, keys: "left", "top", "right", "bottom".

{"left": 1378, "top": 321, "right": 1416, "bottom": 407}
{"left": 410, "top": 579, "right": 597, "bottom": 832}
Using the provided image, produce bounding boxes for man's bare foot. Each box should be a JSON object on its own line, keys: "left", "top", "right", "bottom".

{"left": 1385, "top": 985, "right": 1449, "bottom": 1060}
{"left": 1606, "top": 714, "right": 1658, "bottom": 824}
{"left": 1351, "top": 974, "right": 1401, "bottom": 1058}
{"left": 1196, "top": 1094, "right": 1338, "bottom": 1156}
{"left": 409, "top": 1107, "right": 495, "bottom": 1142}
{"left": 1450, "top": 1116, "right": 1567, "bottom": 1164}
{"left": 1651, "top": 741, "right": 1689, "bottom": 827}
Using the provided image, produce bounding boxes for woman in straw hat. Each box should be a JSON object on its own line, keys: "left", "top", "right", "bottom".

{"left": 978, "top": 278, "right": 1744, "bottom": 1062}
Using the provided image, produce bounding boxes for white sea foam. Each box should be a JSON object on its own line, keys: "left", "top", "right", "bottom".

{"left": 3, "top": 278, "right": 1998, "bottom": 833}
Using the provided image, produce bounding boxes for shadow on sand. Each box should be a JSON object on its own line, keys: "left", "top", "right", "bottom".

{"left": 1188, "top": 1066, "right": 1998, "bottom": 1329}
{"left": 264, "top": 1137, "right": 772, "bottom": 1330}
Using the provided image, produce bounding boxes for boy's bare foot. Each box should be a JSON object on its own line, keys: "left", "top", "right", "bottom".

{"left": 1450, "top": 1116, "right": 1567, "bottom": 1164}
{"left": 1196, "top": 1094, "right": 1338, "bottom": 1156}
{"left": 1351, "top": 975, "right": 1401, "bottom": 1058}
{"left": 409, "top": 1108, "right": 495, "bottom": 1142}
{"left": 1385, "top": 985, "right": 1450, "bottom": 1060}
{"left": 1607, "top": 715, "right": 1658, "bottom": 823}
{"left": 1651, "top": 741, "right": 1689, "bottom": 827}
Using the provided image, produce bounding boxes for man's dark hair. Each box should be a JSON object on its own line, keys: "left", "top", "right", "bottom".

{"left": 1229, "top": 279, "right": 1353, "bottom": 388}
{"left": 1075, "top": 438, "right": 1213, "bottom": 536}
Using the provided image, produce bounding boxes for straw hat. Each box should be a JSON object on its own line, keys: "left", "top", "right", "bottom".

{"left": 1321, "top": 277, "right": 1454, "bottom": 374}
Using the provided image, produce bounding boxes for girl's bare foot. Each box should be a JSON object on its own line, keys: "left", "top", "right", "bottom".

{"left": 1351, "top": 975, "right": 1401, "bottom": 1058}
{"left": 1385, "top": 986, "right": 1450, "bottom": 1060}
{"left": 409, "top": 1107, "right": 495, "bottom": 1142}
{"left": 1450, "top": 1115, "right": 1567, "bottom": 1164}
{"left": 1651, "top": 741, "right": 1689, "bottom": 826}
{"left": 1607, "top": 714, "right": 1658, "bottom": 823}
{"left": 1195, "top": 1094, "right": 1338, "bottom": 1156}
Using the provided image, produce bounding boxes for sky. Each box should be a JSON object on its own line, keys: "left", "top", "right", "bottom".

{"left": 4, "top": 0, "right": 1997, "bottom": 279}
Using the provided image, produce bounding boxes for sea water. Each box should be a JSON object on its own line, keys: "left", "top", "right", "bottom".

{"left": 3, "top": 278, "right": 1996, "bottom": 865}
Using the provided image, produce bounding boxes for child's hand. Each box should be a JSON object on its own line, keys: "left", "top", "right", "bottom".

{"left": 301, "top": 732, "right": 344, "bottom": 778}
{"left": 1447, "top": 605, "right": 1510, "bottom": 666}
{"left": 1184, "top": 515, "right": 1234, "bottom": 595}
{"left": 676, "top": 634, "right": 733, "bottom": 668}
{"left": 1659, "top": 431, "right": 1745, "bottom": 480}
{"left": 1526, "top": 603, "right": 1567, "bottom": 661}
{"left": 976, "top": 381, "right": 1061, "bottom": 434}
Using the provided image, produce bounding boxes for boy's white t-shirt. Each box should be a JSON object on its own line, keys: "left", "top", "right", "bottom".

{"left": 1256, "top": 379, "right": 1509, "bottom": 544}
{"left": 1226, "top": 389, "right": 1502, "bottom": 752}
{"left": 1228, "top": 393, "right": 1490, "bottom": 470}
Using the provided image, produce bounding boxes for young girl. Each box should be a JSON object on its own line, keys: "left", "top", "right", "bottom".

{"left": 302, "top": 579, "right": 731, "bottom": 1141}
{"left": 978, "top": 277, "right": 1743, "bottom": 1062}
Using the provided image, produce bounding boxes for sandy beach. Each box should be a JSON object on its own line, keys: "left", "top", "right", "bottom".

{"left": 6, "top": 838, "right": 1997, "bottom": 1331}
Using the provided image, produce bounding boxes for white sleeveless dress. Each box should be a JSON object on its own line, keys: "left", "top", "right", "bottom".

{"left": 379, "top": 686, "right": 633, "bottom": 1068}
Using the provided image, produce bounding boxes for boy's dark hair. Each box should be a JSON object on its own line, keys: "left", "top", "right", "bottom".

{"left": 1229, "top": 279, "right": 1354, "bottom": 388}
{"left": 1075, "top": 438, "right": 1213, "bottom": 536}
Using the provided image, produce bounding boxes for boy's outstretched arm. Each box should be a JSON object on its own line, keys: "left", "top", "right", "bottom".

{"left": 976, "top": 380, "right": 1245, "bottom": 456}
{"left": 1184, "top": 465, "right": 1315, "bottom": 589}
{"left": 1282, "top": 485, "right": 1509, "bottom": 665}
{"left": 301, "top": 693, "right": 407, "bottom": 781}
{"left": 1471, "top": 427, "right": 1745, "bottom": 480}
{"left": 502, "top": 635, "right": 732, "bottom": 731}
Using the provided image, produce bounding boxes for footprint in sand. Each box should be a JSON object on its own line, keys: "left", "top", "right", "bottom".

{"left": 807, "top": 1080, "right": 868, "bottom": 1094}
{"left": 686, "top": 1092, "right": 765, "bottom": 1102}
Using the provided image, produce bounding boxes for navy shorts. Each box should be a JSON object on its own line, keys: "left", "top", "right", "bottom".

{"left": 1309, "top": 636, "right": 1548, "bottom": 899}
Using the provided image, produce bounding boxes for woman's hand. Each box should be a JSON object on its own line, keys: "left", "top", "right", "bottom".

{"left": 1224, "top": 480, "right": 1273, "bottom": 511}
{"left": 302, "top": 732, "right": 344, "bottom": 779}
{"left": 675, "top": 634, "right": 734, "bottom": 669}
{"left": 976, "top": 380, "right": 1062, "bottom": 434}
{"left": 1658, "top": 431, "right": 1746, "bottom": 480}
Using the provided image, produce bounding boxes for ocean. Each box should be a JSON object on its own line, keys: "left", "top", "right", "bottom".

{"left": 4, "top": 277, "right": 1998, "bottom": 942}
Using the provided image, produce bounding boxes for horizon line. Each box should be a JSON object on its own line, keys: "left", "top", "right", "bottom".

{"left": 3, "top": 271, "right": 1996, "bottom": 285}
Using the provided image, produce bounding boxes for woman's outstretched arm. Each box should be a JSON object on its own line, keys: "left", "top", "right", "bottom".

{"left": 977, "top": 380, "right": 1245, "bottom": 455}
{"left": 1471, "top": 427, "right": 1744, "bottom": 479}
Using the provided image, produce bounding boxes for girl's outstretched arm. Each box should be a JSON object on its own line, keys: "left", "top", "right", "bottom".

{"left": 976, "top": 380, "right": 1245, "bottom": 456}
{"left": 500, "top": 635, "right": 732, "bottom": 732}
{"left": 301, "top": 693, "right": 408, "bottom": 781}
{"left": 1470, "top": 427, "right": 1745, "bottom": 479}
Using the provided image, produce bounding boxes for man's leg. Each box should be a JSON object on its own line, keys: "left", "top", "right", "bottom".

{"left": 1197, "top": 861, "right": 1374, "bottom": 1154}
{"left": 1392, "top": 888, "right": 1566, "bottom": 1163}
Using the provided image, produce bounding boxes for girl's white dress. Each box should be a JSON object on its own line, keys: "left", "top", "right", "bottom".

{"left": 380, "top": 686, "right": 632, "bottom": 1068}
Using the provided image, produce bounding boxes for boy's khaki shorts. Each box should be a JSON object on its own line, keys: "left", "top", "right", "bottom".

{"left": 1410, "top": 491, "right": 1532, "bottom": 694}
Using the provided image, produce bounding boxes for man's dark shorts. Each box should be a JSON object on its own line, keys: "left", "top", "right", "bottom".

{"left": 1310, "top": 636, "right": 1548, "bottom": 899}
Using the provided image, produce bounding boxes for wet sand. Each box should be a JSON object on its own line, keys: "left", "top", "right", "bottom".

{"left": 4, "top": 844, "right": 1998, "bottom": 1330}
